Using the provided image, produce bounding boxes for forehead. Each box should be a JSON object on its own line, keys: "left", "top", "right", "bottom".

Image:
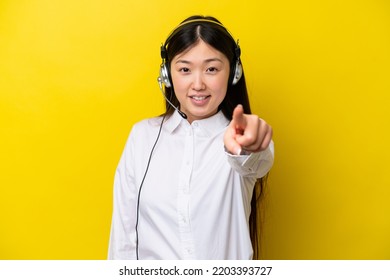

{"left": 172, "top": 40, "right": 228, "bottom": 62}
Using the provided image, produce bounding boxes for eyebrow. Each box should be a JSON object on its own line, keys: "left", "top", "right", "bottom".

{"left": 174, "top": 58, "right": 224, "bottom": 64}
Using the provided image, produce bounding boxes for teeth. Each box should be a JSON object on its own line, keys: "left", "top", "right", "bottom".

{"left": 192, "top": 96, "right": 207, "bottom": 101}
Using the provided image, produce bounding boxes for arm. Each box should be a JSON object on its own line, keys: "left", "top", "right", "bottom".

{"left": 108, "top": 132, "right": 137, "bottom": 260}
{"left": 226, "top": 141, "right": 274, "bottom": 178}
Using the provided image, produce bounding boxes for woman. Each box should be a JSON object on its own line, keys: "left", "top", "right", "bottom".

{"left": 108, "top": 15, "right": 274, "bottom": 260}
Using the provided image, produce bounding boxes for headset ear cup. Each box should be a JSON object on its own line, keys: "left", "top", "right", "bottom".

{"left": 159, "top": 63, "right": 172, "bottom": 88}
{"left": 231, "top": 60, "right": 242, "bottom": 85}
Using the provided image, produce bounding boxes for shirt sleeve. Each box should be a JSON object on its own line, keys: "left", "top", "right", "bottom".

{"left": 107, "top": 130, "right": 138, "bottom": 260}
{"left": 226, "top": 140, "right": 274, "bottom": 178}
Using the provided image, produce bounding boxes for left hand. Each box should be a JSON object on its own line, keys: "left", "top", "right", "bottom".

{"left": 224, "top": 104, "right": 273, "bottom": 155}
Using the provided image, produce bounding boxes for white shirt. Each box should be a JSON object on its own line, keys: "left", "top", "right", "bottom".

{"left": 108, "top": 110, "right": 274, "bottom": 260}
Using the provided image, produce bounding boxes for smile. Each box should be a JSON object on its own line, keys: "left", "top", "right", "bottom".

{"left": 190, "top": 96, "right": 210, "bottom": 101}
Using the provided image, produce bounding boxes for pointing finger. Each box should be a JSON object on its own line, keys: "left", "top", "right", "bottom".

{"left": 232, "top": 104, "right": 246, "bottom": 134}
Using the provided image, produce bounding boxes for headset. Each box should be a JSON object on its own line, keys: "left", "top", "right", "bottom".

{"left": 157, "top": 19, "right": 243, "bottom": 110}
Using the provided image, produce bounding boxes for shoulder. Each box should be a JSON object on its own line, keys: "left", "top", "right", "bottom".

{"left": 127, "top": 116, "right": 165, "bottom": 142}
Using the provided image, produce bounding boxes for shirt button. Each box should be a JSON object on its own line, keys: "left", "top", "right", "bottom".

{"left": 186, "top": 248, "right": 193, "bottom": 255}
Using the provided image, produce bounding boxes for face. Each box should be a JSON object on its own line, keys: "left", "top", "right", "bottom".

{"left": 170, "top": 40, "right": 230, "bottom": 123}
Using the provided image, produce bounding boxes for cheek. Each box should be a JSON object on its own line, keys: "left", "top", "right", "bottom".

{"left": 171, "top": 74, "right": 187, "bottom": 92}
{"left": 209, "top": 77, "right": 229, "bottom": 94}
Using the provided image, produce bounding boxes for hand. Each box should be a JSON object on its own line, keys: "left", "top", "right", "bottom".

{"left": 224, "top": 104, "right": 273, "bottom": 155}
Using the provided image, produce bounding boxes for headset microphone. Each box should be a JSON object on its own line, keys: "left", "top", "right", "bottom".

{"left": 157, "top": 77, "right": 187, "bottom": 119}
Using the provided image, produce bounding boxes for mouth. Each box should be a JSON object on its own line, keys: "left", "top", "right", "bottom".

{"left": 190, "top": 95, "right": 210, "bottom": 101}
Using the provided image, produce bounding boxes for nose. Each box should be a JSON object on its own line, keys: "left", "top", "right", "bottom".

{"left": 191, "top": 72, "right": 205, "bottom": 91}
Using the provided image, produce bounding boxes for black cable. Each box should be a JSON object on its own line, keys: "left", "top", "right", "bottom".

{"left": 134, "top": 114, "right": 166, "bottom": 260}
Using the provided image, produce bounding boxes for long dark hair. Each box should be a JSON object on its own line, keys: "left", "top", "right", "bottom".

{"left": 161, "top": 15, "right": 267, "bottom": 259}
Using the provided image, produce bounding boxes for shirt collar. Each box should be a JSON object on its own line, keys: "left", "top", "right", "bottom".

{"left": 164, "top": 110, "right": 230, "bottom": 136}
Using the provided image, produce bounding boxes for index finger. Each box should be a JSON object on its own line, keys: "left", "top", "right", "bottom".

{"left": 232, "top": 104, "right": 247, "bottom": 134}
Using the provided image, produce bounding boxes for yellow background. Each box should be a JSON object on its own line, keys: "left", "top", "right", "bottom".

{"left": 1, "top": 0, "right": 389, "bottom": 259}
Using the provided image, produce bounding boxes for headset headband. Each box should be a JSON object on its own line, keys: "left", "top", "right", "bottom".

{"left": 161, "top": 19, "right": 240, "bottom": 60}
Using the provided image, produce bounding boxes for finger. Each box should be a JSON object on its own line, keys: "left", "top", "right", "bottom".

{"left": 259, "top": 125, "right": 273, "bottom": 151}
{"left": 224, "top": 125, "right": 243, "bottom": 156}
{"left": 243, "top": 126, "right": 272, "bottom": 152}
{"left": 232, "top": 104, "right": 246, "bottom": 134}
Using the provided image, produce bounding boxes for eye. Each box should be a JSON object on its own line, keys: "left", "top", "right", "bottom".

{"left": 179, "top": 67, "right": 190, "bottom": 73}
{"left": 206, "top": 67, "right": 218, "bottom": 73}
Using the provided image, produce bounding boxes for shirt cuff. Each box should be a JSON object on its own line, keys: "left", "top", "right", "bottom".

{"left": 225, "top": 141, "right": 274, "bottom": 178}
